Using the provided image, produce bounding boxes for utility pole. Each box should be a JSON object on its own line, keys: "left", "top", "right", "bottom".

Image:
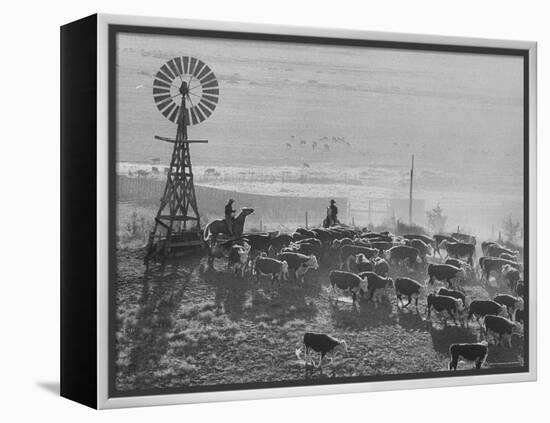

{"left": 409, "top": 154, "right": 414, "bottom": 225}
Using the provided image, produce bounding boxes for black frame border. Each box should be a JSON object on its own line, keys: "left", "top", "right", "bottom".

{"left": 107, "top": 23, "right": 530, "bottom": 399}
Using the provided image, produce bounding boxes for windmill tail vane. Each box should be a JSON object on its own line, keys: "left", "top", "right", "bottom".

{"left": 145, "top": 56, "right": 219, "bottom": 262}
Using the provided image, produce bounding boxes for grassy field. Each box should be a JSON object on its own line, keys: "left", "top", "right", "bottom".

{"left": 114, "top": 247, "right": 524, "bottom": 393}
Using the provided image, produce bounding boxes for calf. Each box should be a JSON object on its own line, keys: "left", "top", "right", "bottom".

{"left": 427, "top": 264, "right": 465, "bottom": 289}
{"left": 426, "top": 294, "right": 463, "bottom": 326}
{"left": 329, "top": 270, "right": 364, "bottom": 303}
{"left": 467, "top": 300, "right": 506, "bottom": 325}
{"left": 253, "top": 257, "right": 289, "bottom": 286}
{"left": 277, "top": 252, "right": 319, "bottom": 283}
{"left": 437, "top": 287, "right": 467, "bottom": 306}
{"left": 228, "top": 244, "right": 249, "bottom": 278}
{"left": 449, "top": 341, "right": 488, "bottom": 370}
{"left": 296, "top": 332, "right": 348, "bottom": 368}
{"left": 394, "top": 277, "right": 424, "bottom": 309}
{"left": 483, "top": 315, "right": 522, "bottom": 348}
{"left": 494, "top": 294, "right": 524, "bottom": 320}
{"left": 361, "top": 272, "right": 394, "bottom": 305}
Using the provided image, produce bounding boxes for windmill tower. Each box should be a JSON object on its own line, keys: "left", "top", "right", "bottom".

{"left": 146, "top": 56, "right": 219, "bottom": 261}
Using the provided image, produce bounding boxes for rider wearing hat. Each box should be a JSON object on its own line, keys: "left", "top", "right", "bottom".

{"left": 225, "top": 199, "right": 236, "bottom": 235}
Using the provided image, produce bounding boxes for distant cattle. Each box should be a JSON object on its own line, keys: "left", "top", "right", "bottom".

{"left": 403, "top": 234, "right": 434, "bottom": 246}
{"left": 440, "top": 240, "right": 475, "bottom": 266}
{"left": 481, "top": 241, "right": 500, "bottom": 256}
{"left": 451, "top": 232, "right": 476, "bottom": 246}
{"left": 483, "top": 315, "right": 522, "bottom": 347}
{"left": 449, "top": 342, "right": 488, "bottom": 370}
{"left": 433, "top": 234, "right": 458, "bottom": 256}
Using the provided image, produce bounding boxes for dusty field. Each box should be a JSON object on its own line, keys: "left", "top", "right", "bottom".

{"left": 114, "top": 248, "right": 524, "bottom": 393}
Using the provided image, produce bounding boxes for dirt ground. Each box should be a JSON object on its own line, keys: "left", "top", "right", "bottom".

{"left": 114, "top": 248, "right": 524, "bottom": 393}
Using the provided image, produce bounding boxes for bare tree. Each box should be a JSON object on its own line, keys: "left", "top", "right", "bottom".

{"left": 426, "top": 204, "right": 447, "bottom": 233}
{"left": 502, "top": 215, "right": 521, "bottom": 242}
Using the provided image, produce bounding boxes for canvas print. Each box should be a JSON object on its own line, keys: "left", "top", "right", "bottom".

{"left": 112, "top": 28, "right": 528, "bottom": 396}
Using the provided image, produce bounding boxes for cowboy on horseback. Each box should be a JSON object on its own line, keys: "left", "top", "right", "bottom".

{"left": 225, "top": 199, "right": 236, "bottom": 236}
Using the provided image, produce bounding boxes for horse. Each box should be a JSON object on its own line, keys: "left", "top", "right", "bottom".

{"left": 202, "top": 207, "right": 255, "bottom": 242}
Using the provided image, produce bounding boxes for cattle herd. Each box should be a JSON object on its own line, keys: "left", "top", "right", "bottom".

{"left": 204, "top": 225, "right": 525, "bottom": 373}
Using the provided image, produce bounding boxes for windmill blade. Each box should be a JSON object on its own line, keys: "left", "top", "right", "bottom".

{"left": 152, "top": 56, "right": 219, "bottom": 126}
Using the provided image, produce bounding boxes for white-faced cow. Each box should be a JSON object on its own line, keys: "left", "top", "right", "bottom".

{"left": 449, "top": 341, "right": 488, "bottom": 370}
{"left": 253, "top": 257, "right": 289, "bottom": 287}
{"left": 277, "top": 252, "right": 319, "bottom": 283}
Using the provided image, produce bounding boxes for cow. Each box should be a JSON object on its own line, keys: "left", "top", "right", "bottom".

{"left": 427, "top": 264, "right": 465, "bottom": 289}
{"left": 269, "top": 233, "right": 293, "bottom": 254}
{"left": 516, "top": 280, "right": 525, "bottom": 298}
{"left": 296, "top": 332, "right": 348, "bottom": 368}
{"left": 487, "top": 244, "right": 519, "bottom": 259}
{"left": 451, "top": 232, "right": 476, "bottom": 246}
{"left": 433, "top": 234, "right": 458, "bottom": 257}
{"left": 410, "top": 238, "right": 432, "bottom": 263}
{"left": 467, "top": 300, "right": 506, "bottom": 326}
{"left": 282, "top": 240, "right": 323, "bottom": 261}
{"left": 481, "top": 240, "right": 500, "bottom": 256}
{"left": 502, "top": 264, "right": 522, "bottom": 292}
{"left": 439, "top": 240, "right": 475, "bottom": 266}
{"left": 329, "top": 270, "right": 364, "bottom": 303}
{"left": 253, "top": 257, "right": 289, "bottom": 286}
{"left": 385, "top": 245, "right": 418, "bottom": 269}
{"left": 394, "top": 277, "right": 424, "bottom": 309}
{"left": 483, "top": 315, "right": 523, "bottom": 347}
{"left": 244, "top": 233, "right": 273, "bottom": 258}
{"left": 437, "top": 287, "right": 467, "bottom": 306}
{"left": 479, "top": 257, "right": 521, "bottom": 281}
{"left": 277, "top": 252, "right": 319, "bottom": 283}
{"left": 361, "top": 272, "right": 394, "bottom": 305}
{"left": 403, "top": 234, "right": 434, "bottom": 247}
{"left": 494, "top": 294, "right": 524, "bottom": 320}
{"left": 449, "top": 341, "right": 488, "bottom": 370}
{"left": 340, "top": 245, "right": 378, "bottom": 270}
{"left": 426, "top": 294, "right": 463, "bottom": 326}
{"left": 295, "top": 228, "right": 316, "bottom": 238}
{"left": 228, "top": 244, "right": 250, "bottom": 278}
{"left": 331, "top": 237, "right": 353, "bottom": 250}
{"left": 371, "top": 257, "right": 390, "bottom": 277}
{"left": 349, "top": 253, "right": 373, "bottom": 273}
{"left": 369, "top": 240, "right": 393, "bottom": 251}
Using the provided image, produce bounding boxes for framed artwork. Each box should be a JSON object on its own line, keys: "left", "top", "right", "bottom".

{"left": 60, "top": 14, "right": 537, "bottom": 409}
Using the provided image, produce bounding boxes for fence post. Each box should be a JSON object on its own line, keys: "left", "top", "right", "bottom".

{"left": 499, "top": 231, "right": 502, "bottom": 243}
{"left": 457, "top": 225, "right": 460, "bottom": 233}
{"left": 305, "top": 211, "right": 308, "bottom": 229}
{"left": 260, "top": 219, "right": 263, "bottom": 232}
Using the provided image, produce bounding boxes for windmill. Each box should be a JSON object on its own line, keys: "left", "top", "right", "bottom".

{"left": 145, "top": 56, "right": 219, "bottom": 261}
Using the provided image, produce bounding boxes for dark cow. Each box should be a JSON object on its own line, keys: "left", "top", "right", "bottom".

{"left": 361, "top": 272, "right": 393, "bottom": 304}
{"left": 295, "top": 228, "right": 316, "bottom": 238}
{"left": 494, "top": 294, "right": 524, "bottom": 320}
{"left": 244, "top": 233, "right": 273, "bottom": 257}
{"left": 451, "top": 232, "right": 476, "bottom": 246}
{"left": 427, "top": 264, "right": 465, "bottom": 288}
{"left": 296, "top": 332, "right": 348, "bottom": 368}
{"left": 311, "top": 228, "right": 335, "bottom": 245}
{"left": 440, "top": 240, "right": 475, "bottom": 266}
{"left": 403, "top": 234, "right": 434, "bottom": 246}
{"left": 516, "top": 280, "right": 525, "bottom": 298}
{"left": 483, "top": 315, "right": 522, "bottom": 347}
{"left": 426, "top": 294, "right": 463, "bottom": 325}
{"left": 277, "top": 252, "right": 319, "bottom": 283}
{"left": 329, "top": 270, "right": 364, "bottom": 303}
{"left": 269, "top": 233, "right": 293, "bottom": 254}
{"left": 467, "top": 300, "right": 506, "bottom": 325}
{"left": 253, "top": 257, "right": 289, "bottom": 286}
{"left": 487, "top": 244, "right": 518, "bottom": 259}
{"left": 479, "top": 257, "right": 521, "bottom": 281}
{"left": 228, "top": 244, "right": 249, "bottom": 278}
{"left": 434, "top": 234, "right": 458, "bottom": 256}
{"left": 437, "top": 287, "right": 466, "bottom": 306}
{"left": 449, "top": 342, "right": 488, "bottom": 370}
{"left": 481, "top": 240, "right": 499, "bottom": 256}
{"left": 394, "top": 277, "right": 424, "bottom": 309}
{"left": 385, "top": 245, "right": 418, "bottom": 269}
{"left": 340, "top": 245, "right": 378, "bottom": 269}
{"left": 502, "top": 264, "right": 522, "bottom": 292}
{"left": 410, "top": 239, "right": 432, "bottom": 263}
